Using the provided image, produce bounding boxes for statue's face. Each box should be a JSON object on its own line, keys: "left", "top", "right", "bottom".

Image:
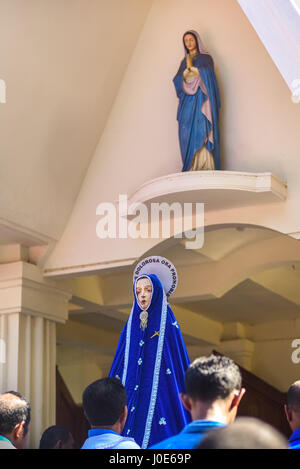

{"left": 136, "top": 277, "right": 153, "bottom": 310}
{"left": 184, "top": 33, "right": 198, "bottom": 54}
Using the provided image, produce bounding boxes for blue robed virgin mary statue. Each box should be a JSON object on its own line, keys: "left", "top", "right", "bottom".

{"left": 109, "top": 257, "right": 191, "bottom": 448}
{"left": 173, "top": 30, "right": 221, "bottom": 171}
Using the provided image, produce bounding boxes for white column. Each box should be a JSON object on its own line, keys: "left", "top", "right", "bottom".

{"left": 0, "top": 261, "right": 71, "bottom": 448}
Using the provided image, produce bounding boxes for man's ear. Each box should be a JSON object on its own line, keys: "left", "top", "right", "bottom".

{"left": 180, "top": 393, "right": 192, "bottom": 413}
{"left": 284, "top": 404, "right": 292, "bottom": 424}
{"left": 53, "top": 440, "right": 63, "bottom": 449}
{"left": 230, "top": 387, "right": 246, "bottom": 410}
{"left": 120, "top": 405, "right": 128, "bottom": 429}
{"left": 14, "top": 421, "right": 25, "bottom": 440}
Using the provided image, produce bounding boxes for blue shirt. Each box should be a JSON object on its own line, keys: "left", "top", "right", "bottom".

{"left": 289, "top": 428, "right": 300, "bottom": 449}
{"left": 0, "top": 435, "right": 15, "bottom": 449}
{"left": 150, "top": 420, "right": 225, "bottom": 449}
{"left": 81, "top": 429, "right": 140, "bottom": 449}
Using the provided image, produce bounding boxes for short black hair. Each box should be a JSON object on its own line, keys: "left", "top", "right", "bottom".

{"left": 198, "top": 417, "right": 288, "bottom": 449}
{"left": 287, "top": 381, "right": 300, "bottom": 411}
{"left": 39, "top": 425, "right": 72, "bottom": 449}
{"left": 82, "top": 377, "right": 126, "bottom": 426}
{"left": 185, "top": 355, "right": 242, "bottom": 401}
{"left": 0, "top": 391, "right": 31, "bottom": 436}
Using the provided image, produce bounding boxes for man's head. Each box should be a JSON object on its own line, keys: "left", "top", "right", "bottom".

{"left": 180, "top": 354, "right": 245, "bottom": 424}
{"left": 0, "top": 391, "right": 31, "bottom": 449}
{"left": 285, "top": 380, "right": 300, "bottom": 432}
{"left": 39, "top": 425, "right": 75, "bottom": 449}
{"left": 198, "top": 417, "right": 288, "bottom": 449}
{"left": 82, "top": 378, "right": 127, "bottom": 434}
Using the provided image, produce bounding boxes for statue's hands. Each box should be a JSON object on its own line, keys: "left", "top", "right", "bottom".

{"left": 183, "top": 68, "right": 189, "bottom": 80}
{"left": 183, "top": 66, "right": 200, "bottom": 83}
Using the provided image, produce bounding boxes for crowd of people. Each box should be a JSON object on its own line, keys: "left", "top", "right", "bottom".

{"left": 0, "top": 354, "right": 299, "bottom": 449}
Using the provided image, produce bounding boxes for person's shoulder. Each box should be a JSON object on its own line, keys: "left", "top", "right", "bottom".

{"left": 150, "top": 435, "right": 183, "bottom": 449}
{"left": 290, "top": 443, "right": 300, "bottom": 449}
{"left": 115, "top": 437, "right": 140, "bottom": 449}
{"left": 81, "top": 433, "right": 114, "bottom": 449}
{"left": 0, "top": 440, "right": 15, "bottom": 449}
{"left": 81, "top": 436, "right": 101, "bottom": 449}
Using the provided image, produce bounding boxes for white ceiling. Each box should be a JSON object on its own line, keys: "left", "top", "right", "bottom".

{"left": 68, "top": 227, "right": 300, "bottom": 332}
{"left": 0, "top": 0, "right": 153, "bottom": 241}
{"left": 180, "top": 278, "right": 300, "bottom": 325}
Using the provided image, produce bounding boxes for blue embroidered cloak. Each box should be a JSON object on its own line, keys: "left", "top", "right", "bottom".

{"left": 109, "top": 274, "right": 191, "bottom": 448}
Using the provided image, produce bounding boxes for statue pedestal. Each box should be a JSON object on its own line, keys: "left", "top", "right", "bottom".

{"left": 128, "top": 171, "right": 287, "bottom": 212}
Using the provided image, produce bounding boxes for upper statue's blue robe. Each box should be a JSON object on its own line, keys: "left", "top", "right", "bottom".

{"left": 109, "top": 274, "right": 191, "bottom": 448}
